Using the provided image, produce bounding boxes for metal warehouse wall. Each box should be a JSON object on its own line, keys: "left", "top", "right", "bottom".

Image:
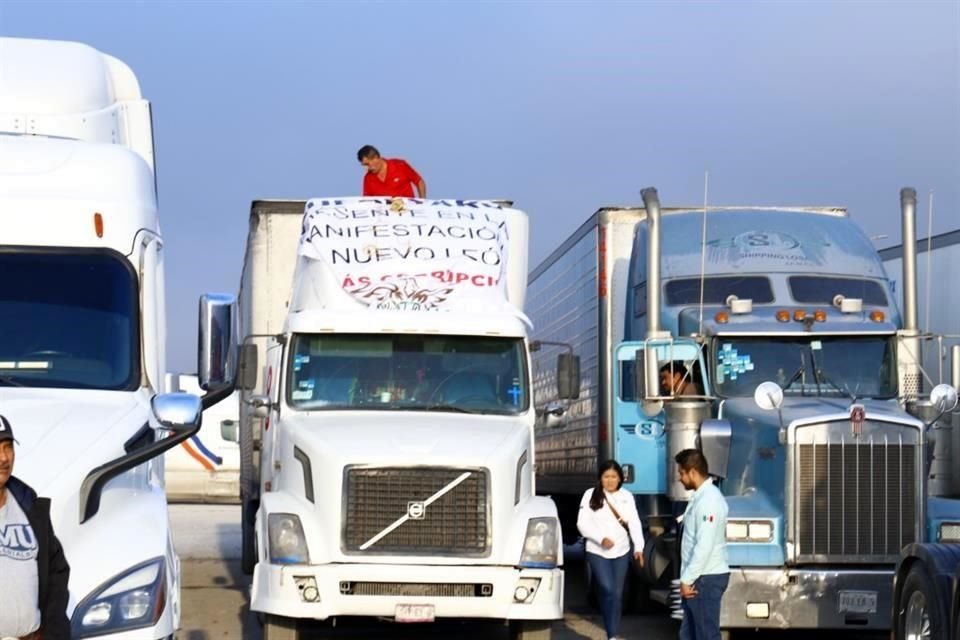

{"left": 881, "top": 229, "right": 960, "bottom": 387}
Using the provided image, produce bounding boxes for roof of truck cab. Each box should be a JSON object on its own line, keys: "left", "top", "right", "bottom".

{"left": 0, "top": 37, "right": 142, "bottom": 116}
{"left": 0, "top": 135, "right": 158, "bottom": 250}
{"left": 656, "top": 209, "right": 885, "bottom": 279}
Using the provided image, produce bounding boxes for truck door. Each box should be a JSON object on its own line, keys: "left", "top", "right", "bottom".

{"left": 612, "top": 338, "right": 709, "bottom": 496}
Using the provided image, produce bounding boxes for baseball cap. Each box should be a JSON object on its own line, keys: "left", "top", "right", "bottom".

{"left": 0, "top": 415, "right": 17, "bottom": 444}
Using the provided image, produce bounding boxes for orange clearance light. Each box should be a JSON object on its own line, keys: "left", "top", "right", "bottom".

{"left": 870, "top": 310, "right": 886, "bottom": 323}
{"left": 776, "top": 310, "right": 790, "bottom": 323}
{"left": 94, "top": 213, "right": 104, "bottom": 238}
{"left": 793, "top": 310, "right": 807, "bottom": 322}
{"left": 814, "top": 310, "right": 827, "bottom": 322}
{"left": 715, "top": 311, "right": 730, "bottom": 324}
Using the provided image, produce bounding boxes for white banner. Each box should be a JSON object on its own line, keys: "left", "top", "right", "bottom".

{"left": 299, "top": 198, "right": 511, "bottom": 312}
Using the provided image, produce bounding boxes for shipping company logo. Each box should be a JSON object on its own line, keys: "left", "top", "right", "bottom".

{"left": 407, "top": 501, "right": 426, "bottom": 520}
{"left": 732, "top": 231, "right": 801, "bottom": 251}
{"left": 850, "top": 404, "right": 866, "bottom": 438}
{"left": 0, "top": 524, "right": 38, "bottom": 561}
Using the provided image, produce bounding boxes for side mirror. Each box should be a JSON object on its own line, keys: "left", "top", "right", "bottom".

{"left": 931, "top": 384, "right": 959, "bottom": 414}
{"left": 199, "top": 293, "right": 238, "bottom": 393}
{"left": 557, "top": 353, "right": 581, "bottom": 400}
{"left": 221, "top": 419, "right": 239, "bottom": 443}
{"left": 151, "top": 393, "right": 202, "bottom": 433}
{"left": 754, "top": 381, "right": 784, "bottom": 411}
{"left": 237, "top": 343, "right": 259, "bottom": 391}
{"left": 246, "top": 394, "right": 272, "bottom": 418}
{"left": 542, "top": 401, "right": 566, "bottom": 429}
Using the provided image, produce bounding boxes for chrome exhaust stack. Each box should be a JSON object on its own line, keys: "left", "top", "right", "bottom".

{"left": 898, "top": 187, "right": 922, "bottom": 402}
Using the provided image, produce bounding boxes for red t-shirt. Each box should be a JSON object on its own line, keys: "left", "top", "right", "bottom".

{"left": 362, "top": 158, "right": 422, "bottom": 197}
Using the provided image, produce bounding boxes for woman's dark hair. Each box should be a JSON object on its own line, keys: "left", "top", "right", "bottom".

{"left": 589, "top": 459, "right": 624, "bottom": 511}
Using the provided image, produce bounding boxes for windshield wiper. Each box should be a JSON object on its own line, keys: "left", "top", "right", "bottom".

{"left": 782, "top": 351, "right": 807, "bottom": 395}
{"left": 422, "top": 404, "right": 478, "bottom": 414}
{"left": 813, "top": 366, "right": 855, "bottom": 401}
{"left": 808, "top": 346, "right": 856, "bottom": 401}
{"left": 0, "top": 376, "right": 24, "bottom": 387}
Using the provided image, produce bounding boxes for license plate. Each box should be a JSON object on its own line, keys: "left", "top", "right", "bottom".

{"left": 395, "top": 604, "right": 435, "bottom": 623}
{"left": 838, "top": 590, "right": 877, "bottom": 614}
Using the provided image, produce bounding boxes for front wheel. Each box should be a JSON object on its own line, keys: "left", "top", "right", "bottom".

{"left": 509, "top": 620, "right": 553, "bottom": 640}
{"left": 263, "top": 614, "right": 299, "bottom": 640}
{"left": 896, "top": 563, "right": 946, "bottom": 640}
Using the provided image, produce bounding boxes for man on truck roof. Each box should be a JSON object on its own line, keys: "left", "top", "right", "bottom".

{"left": 0, "top": 415, "right": 70, "bottom": 640}
{"left": 357, "top": 144, "right": 427, "bottom": 198}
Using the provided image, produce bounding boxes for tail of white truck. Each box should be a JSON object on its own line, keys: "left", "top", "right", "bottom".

{"left": 0, "top": 37, "right": 236, "bottom": 639}
{"left": 224, "top": 197, "right": 563, "bottom": 639}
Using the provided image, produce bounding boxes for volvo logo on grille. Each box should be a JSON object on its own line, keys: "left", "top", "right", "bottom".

{"left": 407, "top": 501, "right": 426, "bottom": 520}
{"left": 850, "top": 404, "right": 865, "bottom": 438}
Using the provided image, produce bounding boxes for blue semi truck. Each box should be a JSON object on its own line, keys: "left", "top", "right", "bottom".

{"left": 528, "top": 187, "right": 960, "bottom": 634}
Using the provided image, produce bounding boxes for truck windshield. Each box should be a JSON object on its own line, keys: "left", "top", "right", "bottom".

{"left": 0, "top": 251, "right": 139, "bottom": 390}
{"left": 287, "top": 334, "right": 529, "bottom": 414}
{"left": 713, "top": 335, "right": 896, "bottom": 399}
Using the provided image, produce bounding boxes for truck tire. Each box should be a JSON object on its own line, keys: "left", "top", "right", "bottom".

{"left": 239, "top": 416, "right": 258, "bottom": 575}
{"left": 623, "top": 568, "right": 654, "bottom": 614}
{"left": 509, "top": 620, "right": 553, "bottom": 640}
{"left": 263, "top": 614, "right": 299, "bottom": 640}
{"left": 897, "top": 563, "right": 947, "bottom": 640}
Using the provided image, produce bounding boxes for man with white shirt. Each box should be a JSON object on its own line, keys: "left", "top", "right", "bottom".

{"left": 676, "top": 448, "right": 730, "bottom": 640}
{"left": 0, "top": 415, "right": 70, "bottom": 640}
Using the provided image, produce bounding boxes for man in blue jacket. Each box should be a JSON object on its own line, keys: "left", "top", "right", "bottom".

{"left": 0, "top": 414, "right": 71, "bottom": 640}
{"left": 676, "top": 448, "right": 730, "bottom": 640}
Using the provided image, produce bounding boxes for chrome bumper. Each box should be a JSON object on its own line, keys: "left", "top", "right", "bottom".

{"left": 719, "top": 568, "right": 893, "bottom": 630}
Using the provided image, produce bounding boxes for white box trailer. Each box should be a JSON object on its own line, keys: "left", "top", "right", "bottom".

{"left": 164, "top": 374, "right": 240, "bottom": 503}
{"left": 0, "top": 37, "right": 236, "bottom": 639}
{"left": 527, "top": 208, "right": 646, "bottom": 525}
{"left": 236, "top": 199, "right": 306, "bottom": 572}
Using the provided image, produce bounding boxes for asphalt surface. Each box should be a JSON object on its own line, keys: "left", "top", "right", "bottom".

{"left": 171, "top": 504, "right": 887, "bottom": 640}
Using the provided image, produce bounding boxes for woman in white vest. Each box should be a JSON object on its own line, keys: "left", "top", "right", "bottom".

{"left": 577, "top": 460, "right": 644, "bottom": 640}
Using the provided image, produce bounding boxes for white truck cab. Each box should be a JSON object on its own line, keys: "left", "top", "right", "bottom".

{"left": 0, "top": 37, "right": 236, "bottom": 638}
{"left": 224, "top": 197, "right": 565, "bottom": 639}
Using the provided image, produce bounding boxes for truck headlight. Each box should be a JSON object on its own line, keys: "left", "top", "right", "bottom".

{"left": 519, "top": 517, "right": 559, "bottom": 568}
{"left": 726, "top": 520, "right": 774, "bottom": 542}
{"left": 269, "top": 513, "right": 310, "bottom": 564}
{"left": 71, "top": 557, "right": 166, "bottom": 638}
{"left": 939, "top": 522, "right": 960, "bottom": 543}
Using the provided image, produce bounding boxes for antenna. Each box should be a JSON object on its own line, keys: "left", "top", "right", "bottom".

{"left": 924, "top": 190, "right": 933, "bottom": 335}
{"left": 697, "top": 171, "right": 710, "bottom": 335}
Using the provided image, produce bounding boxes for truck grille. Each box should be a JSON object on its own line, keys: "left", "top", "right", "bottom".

{"left": 342, "top": 467, "right": 489, "bottom": 556}
{"left": 794, "top": 422, "right": 919, "bottom": 562}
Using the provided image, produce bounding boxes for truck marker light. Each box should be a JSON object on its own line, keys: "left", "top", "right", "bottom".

{"left": 870, "top": 310, "right": 885, "bottom": 323}
{"left": 746, "top": 602, "right": 770, "bottom": 619}
{"left": 814, "top": 310, "right": 827, "bottom": 322}
{"left": 714, "top": 311, "right": 729, "bottom": 324}
{"left": 793, "top": 310, "right": 807, "bottom": 322}
{"left": 94, "top": 212, "right": 104, "bottom": 238}
{"left": 776, "top": 310, "right": 790, "bottom": 323}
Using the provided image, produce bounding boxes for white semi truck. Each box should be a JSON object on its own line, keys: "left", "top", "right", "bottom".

{"left": 225, "top": 197, "right": 564, "bottom": 639}
{"left": 0, "top": 37, "right": 236, "bottom": 638}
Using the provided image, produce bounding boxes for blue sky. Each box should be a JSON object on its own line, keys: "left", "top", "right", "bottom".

{"left": 1, "top": 0, "right": 957, "bottom": 372}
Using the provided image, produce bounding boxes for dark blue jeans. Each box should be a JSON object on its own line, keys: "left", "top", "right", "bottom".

{"left": 586, "top": 550, "right": 631, "bottom": 638}
{"left": 679, "top": 572, "right": 730, "bottom": 640}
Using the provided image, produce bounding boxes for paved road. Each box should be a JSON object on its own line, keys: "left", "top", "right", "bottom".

{"left": 171, "top": 505, "right": 886, "bottom": 640}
